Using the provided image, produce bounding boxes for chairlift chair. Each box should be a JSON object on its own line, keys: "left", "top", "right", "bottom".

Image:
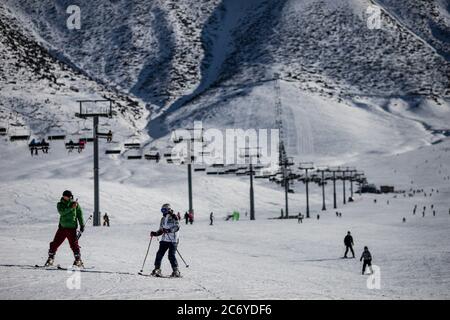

{"left": 10, "top": 128, "right": 30, "bottom": 142}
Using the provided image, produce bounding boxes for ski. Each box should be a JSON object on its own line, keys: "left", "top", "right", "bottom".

{"left": 137, "top": 272, "right": 182, "bottom": 278}
{"left": 34, "top": 264, "right": 58, "bottom": 269}
{"left": 57, "top": 264, "right": 95, "bottom": 270}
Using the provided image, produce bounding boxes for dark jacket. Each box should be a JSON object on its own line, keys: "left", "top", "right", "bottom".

{"left": 360, "top": 250, "right": 372, "bottom": 261}
{"left": 344, "top": 235, "right": 354, "bottom": 246}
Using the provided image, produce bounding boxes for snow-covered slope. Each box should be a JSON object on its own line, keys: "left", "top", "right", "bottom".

{"left": 0, "top": 3, "right": 148, "bottom": 142}
{"left": 0, "top": 130, "right": 449, "bottom": 299}
{"left": 4, "top": 0, "right": 449, "bottom": 111}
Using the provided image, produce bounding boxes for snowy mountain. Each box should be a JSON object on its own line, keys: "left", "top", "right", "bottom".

{"left": 0, "top": 3, "right": 148, "bottom": 142}
{"left": 2, "top": 0, "right": 449, "bottom": 159}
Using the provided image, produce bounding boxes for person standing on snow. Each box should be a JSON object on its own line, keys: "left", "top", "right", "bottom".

{"left": 343, "top": 231, "right": 355, "bottom": 258}
{"left": 184, "top": 211, "right": 189, "bottom": 225}
{"left": 150, "top": 204, "right": 181, "bottom": 277}
{"left": 103, "top": 212, "right": 110, "bottom": 227}
{"left": 45, "top": 190, "right": 84, "bottom": 267}
{"left": 360, "top": 246, "right": 373, "bottom": 275}
{"left": 210, "top": 212, "right": 214, "bottom": 226}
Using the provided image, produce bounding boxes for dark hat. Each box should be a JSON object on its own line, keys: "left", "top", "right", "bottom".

{"left": 62, "top": 190, "right": 73, "bottom": 198}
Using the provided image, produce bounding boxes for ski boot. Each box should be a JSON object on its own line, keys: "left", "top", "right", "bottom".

{"left": 170, "top": 268, "right": 181, "bottom": 278}
{"left": 151, "top": 268, "right": 162, "bottom": 277}
{"left": 44, "top": 254, "right": 55, "bottom": 267}
{"left": 73, "top": 255, "right": 84, "bottom": 268}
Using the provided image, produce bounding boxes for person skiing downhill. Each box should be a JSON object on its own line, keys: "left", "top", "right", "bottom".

{"left": 150, "top": 204, "right": 181, "bottom": 277}
{"left": 343, "top": 231, "right": 355, "bottom": 258}
{"left": 45, "top": 190, "right": 84, "bottom": 267}
{"left": 360, "top": 246, "right": 373, "bottom": 275}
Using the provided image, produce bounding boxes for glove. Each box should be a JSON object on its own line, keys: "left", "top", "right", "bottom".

{"left": 80, "top": 225, "right": 84, "bottom": 233}
{"left": 163, "top": 228, "right": 171, "bottom": 234}
{"left": 150, "top": 231, "right": 157, "bottom": 237}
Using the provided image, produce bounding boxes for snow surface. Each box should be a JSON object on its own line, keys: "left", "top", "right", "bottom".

{"left": 1, "top": 131, "right": 450, "bottom": 299}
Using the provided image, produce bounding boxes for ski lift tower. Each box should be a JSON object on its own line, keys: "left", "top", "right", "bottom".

{"left": 316, "top": 166, "right": 329, "bottom": 211}
{"left": 240, "top": 147, "right": 262, "bottom": 221}
{"left": 345, "top": 167, "right": 358, "bottom": 199}
{"left": 354, "top": 171, "right": 366, "bottom": 196}
{"left": 75, "top": 99, "right": 114, "bottom": 226}
{"left": 280, "top": 157, "right": 295, "bottom": 218}
{"left": 179, "top": 127, "right": 204, "bottom": 216}
{"left": 299, "top": 162, "right": 314, "bottom": 218}
{"left": 341, "top": 166, "right": 356, "bottom": 204}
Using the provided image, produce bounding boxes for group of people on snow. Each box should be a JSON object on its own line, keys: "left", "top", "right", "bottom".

{"left": 183, "top": 211, "right": 194, "bottom": 225}
{"left": 44, "top": 191, "right": 182, "bottom": 277}
{"left": 44, "top": 190, "right": 377, "bottom": 277}
{"left": 343, "top": 231, "right": 373, "bottom": 275}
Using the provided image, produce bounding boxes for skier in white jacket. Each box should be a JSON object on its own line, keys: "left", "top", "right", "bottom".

{"left": 150, "top": 203, "right": 181, "bottom": 277}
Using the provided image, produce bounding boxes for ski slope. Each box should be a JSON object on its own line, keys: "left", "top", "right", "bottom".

{"left": 0, "top": 133, "right": 449, "bottom": 299}
{"left": 1, "top": 0, "right": 449, "bottom": 300}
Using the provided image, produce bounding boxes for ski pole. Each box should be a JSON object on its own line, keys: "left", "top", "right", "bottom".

{"left": 77, "top": 214, "right": 92, "bottom": 240}
{"left": 176, "top": 248, "right": 189, "bottom": 268}
{"left": 166, "top": 232, "right": 189, "bottom": 268}
{"left": 139, "top": 236, "right": 153, "bottom": 274}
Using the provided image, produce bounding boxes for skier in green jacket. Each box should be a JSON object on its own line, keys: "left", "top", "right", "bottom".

{"left": 45, "top": 190, "right": 85, "bottom": 267}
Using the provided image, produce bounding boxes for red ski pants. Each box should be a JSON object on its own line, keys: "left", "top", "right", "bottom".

{"left": 49, "top": 226, "right": 80, "bottom": 257}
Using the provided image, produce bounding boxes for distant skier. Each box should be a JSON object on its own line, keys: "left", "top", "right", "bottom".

{"left": 360, "top": 246, "right": 373, "bottom": 275}
{"left": 188, "top": 211, "right": 194, "bottom": 225}
{"left": 298, "top": 213, "right": 303, "bottom": 224}
{"left": 45, "top": 190, "right": 84, "bottom": 267}
{"left": 103, "top": 212, "right": 110, "bottom": 227}
{"left": 177, "top": 212, "right": 181, "bottom": 221}
{"left": 402, "top": 217, "right": 406, "bottom": 223}
{"left": 78, "top": 139, "right": 86, "bottom": 153}
{"left": 210, "top": 212, "right": 214, "bottom": 226}
{"left": 343, "top": 231, "right": 355, "bottom": 258}
{"left": 150, "top": 204, "right": 181, "bottom": 278}
{"left": 317, "top": 214, "right": 320, "bottom": 220}
{"left": 184, "top": 211, "right": 189, "bottom": 225}
{"left": 336, "top": 211, "right": 339, "bottom": 217}
{"left": 413, "top": 205, "right": 417, "bottom": 215}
